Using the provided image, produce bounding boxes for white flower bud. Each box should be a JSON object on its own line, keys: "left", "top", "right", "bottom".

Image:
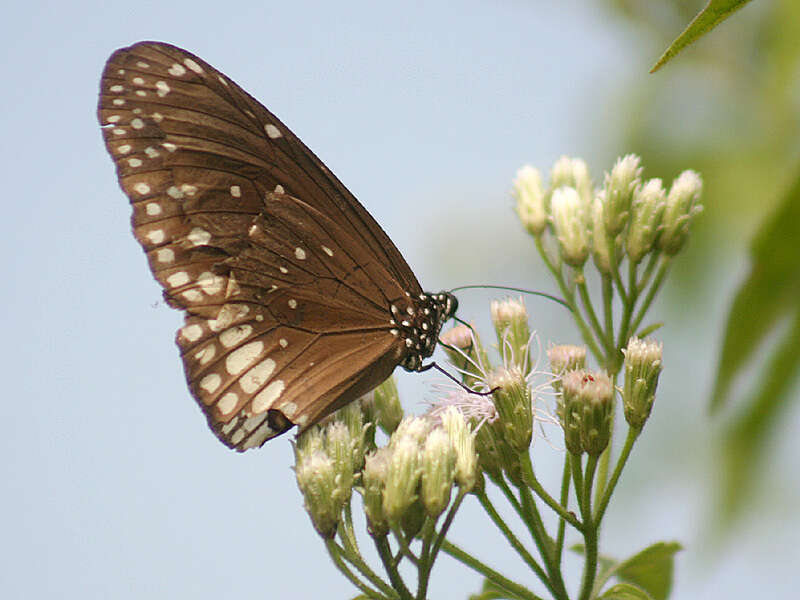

{"left": 550, "top": 186, "right": 590, "bottom": 267}
{"left": 626, "top": 178, "right": 666, "bottom": 263}
{"left": 514, "top": 165, "right": 547, "bottom": 236}
{"left": 421, "top": 428, "right": 456, "bottom": 517}
{"left": 603, "top": 154, "right": 642, "bottom": 235}
{"left": 658, "top": 170, "right": 703, "bottom": 255}
{"left": 440, "top": 406, "right": 478, "bottom": 492}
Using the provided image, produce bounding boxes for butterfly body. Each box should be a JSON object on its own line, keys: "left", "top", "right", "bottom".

{"left": 98, "top": 42, "right": 455, "bottom": 450}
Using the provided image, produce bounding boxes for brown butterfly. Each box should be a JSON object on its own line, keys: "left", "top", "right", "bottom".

{"left": 97, "top": 41, "right": 457, "bottom": 451}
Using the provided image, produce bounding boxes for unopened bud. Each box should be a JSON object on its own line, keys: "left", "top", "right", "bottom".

{"left": 372, "top": 377, "right": 403, "bottom": 435}
{"left": 295, "top": 451, "right": 342, "bottom": 538}
{"left": 548, "top": 344, "right": 587, "bottom": 377}
{"left": 361, "top": 448, "right": 390, "bottom": 536}
{"left": 658, "top": 170, "right": 703, "bottom": 255}
{"left": 551, "top": 156, "right": 593, "bottom": 205}
{"left": 421, "top": 428, "right": 456, "bottom": 518}
{"left": 551, "top": 186, "right": 590, "bottom": 267}
{"left": 440, "top": 406, "right": 479, "bottom": 492}
{"left": 383, "top": 436, "right": 422, "bottom": 526}
{"left": 603, "top": 154, "right": 642, "bottom": 235}
{"left": 622, "top": 337, "right": 663, "bottom": 429}
{"left": 487, "top": 367, "right": 533, "bottom": 454}
{"left": 490, "top": 297, "right": 531, "bottom": 372}
{"left": 324, "top": 422, "right": 356, "bottom": 503}
{"left": 626, "top": 178, "right": 666, "bottom": 264}
{"left": 577, "top": 372, "right": 614, "bottom": 456}
{"left": 558, "top": 371, "right": 586, "bottom": 455}
{"left": 514, "top": 165, "right": 547, "bottom": 236}
{"left": 590, "top": 195, "right": 614, "bottom": 274}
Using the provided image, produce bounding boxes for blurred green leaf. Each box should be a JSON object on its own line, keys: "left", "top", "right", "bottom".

{"left": 711, "top": 166, "right": 800, "bottom": 412}
{"left": 710, "top": 161, "right": 800, "bottom": 522}
{"left": 606, "top": 542, "right": 682, "bottom": 600}
{"left": 651, "top": 0, "right": 755, "bottom": 72}
{"left": 598, "top": 583, "right": 654, "bottom": 600}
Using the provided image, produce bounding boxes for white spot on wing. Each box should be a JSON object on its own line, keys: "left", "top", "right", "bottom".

{"left": 252, "top": 380, "right": 285, "bottom": 414}
{"left": 109, "top": 85, "right": 124, "bottom": 93}
{"left": 274, "top": 184, "right": 285, "bottom": 194}
{"left": 155, "top": 81, "right": 170, "bottom": 97}
{"left": 168, "top": 63, "right": 186, "bottom": 76}
{"left": 145, "top": 202, "right": 161, "bottom": 215}
{"left": 144, "top": 146, "right": 159, "bottom": 158}
{"left": 225, "top": 341, "right": 264, "bottom": 375}
{"left": 220, "top": 324, "right": 253, "bottom": 348}
{"left": 288, "top": 299, "right": 297, "bottom": 309}
{"left": 183, "top": 58, "right": 203, "bottom": 73}
{"left": 132, "top": 77, "right": 145, "bottom": 85}
{"left": 117, "top": 144, "right": 131, "bottom": 154}
{"left": 279, "top": 338, "right": 288, "bottom": 348}
{"left": 131, "top": 118, "right": 144, "bottom": 129}
{"left": 322, "top": 245, "right": 334, "bottom": 257}
{"left": 218, "top": 392, "right": 239, "bottom": 415}
{"left": 112, "top": 99, "right": 125, "bottom": 106}
{"left": 166, "top": 186, "right": 184, "bottom": 199}
{"left": 230, "top": 185, "right": 241, "bottom": 198}
{"left": 145, "top": 229, "right": 165, "bottom": 244}
{"left": 167, "top": 271, "right": 190, "bottom": 287}
{"left": 240, "top": 358, "right": 276, "bottom": 393}
{"left": 264, "top": 124, "right": 282, "bottom": 138}
{"left": 133, "top": 182, "right": 150, "bottom": 195}
{"left": 156, "top": 248, "right": 175, "bottom": 263}
{"left": 195, "top": 344, "right": 216, "bottom": 365}
{"left": 294, "top": 247, "right": 306, "bottom": 260}
{"left": 162, "top": 142, "right": 177, "bottom": 152}
{"left": 181, "top": 324, "right": 203, "bottom": 342}
{"left": 128, "top": 158, "right": 142, "bottom": 167}
{"left": 200, "top": 373, "right": 222, "bottom": 394}
{"left": 197, "top": 272, "right": 224, "bottom": 296}
{"left": 187, "top": 228, "right": 211, "bottom": 246}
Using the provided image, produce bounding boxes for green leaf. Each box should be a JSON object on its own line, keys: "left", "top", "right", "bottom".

{"left": 711, "top": 166, "right": 800, "bottom": 411}
{"left": 598, "top": 583, "right": 653, "bottom": 600}
{"left": 468, "top": 577, "right": 521, "bottom": 600}
{"left": 650, "top": 0, "right": 754, "bottom": 72}
{"left": 613, "top": 542, "right": 682, "bottom": 600}
{"left": 708, "top": 164, "right": 800, "bottom": 521}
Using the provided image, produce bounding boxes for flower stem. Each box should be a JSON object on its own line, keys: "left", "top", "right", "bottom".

{"left": 595, "top": 427, "right": 640, "bottom": 524}
{"left": 374, "top": 536, "right": 413, "bottom": 600}
{"left": 555, "top": 459, "right": 571, "bottom": 565}
{"left": 629, "top": 257, "right": 671, "bottom": 338}
{"left": 327, "top": 538, "right": 397, "bottom": 600}
{"left": 440, "top": 540, "right": 544, "bottom": 600}
{"left": 476, "top": 489, "right": 550, "bottom": 588}
{"left": 520, "top": 452, "right": 582, "bottom": 531}
{"left": 577, "top": 455, "right": 599, "bottom": 600}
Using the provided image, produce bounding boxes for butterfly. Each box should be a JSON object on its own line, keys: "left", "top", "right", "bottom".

{"left": 97, "top": 41, "right": 458, "bottom": 451}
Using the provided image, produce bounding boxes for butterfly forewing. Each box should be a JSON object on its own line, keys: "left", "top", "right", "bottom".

{"left": 99, "top": 41, "right": 454, "bottom": 450}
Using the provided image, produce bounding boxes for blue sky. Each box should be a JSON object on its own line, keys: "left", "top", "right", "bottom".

{"left": 2, "top": 1, "right": 796, "bottom": 599}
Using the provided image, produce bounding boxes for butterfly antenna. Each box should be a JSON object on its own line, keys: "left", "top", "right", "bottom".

{"left": 448, "top": 284, "right": 572, "bottom": 312}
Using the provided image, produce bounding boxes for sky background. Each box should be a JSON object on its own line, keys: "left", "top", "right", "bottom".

{"left": 2, "top": 1, "right": 797, "bottom": 599}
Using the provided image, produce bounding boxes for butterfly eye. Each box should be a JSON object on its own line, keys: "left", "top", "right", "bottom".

{"left": 98, "top": 41, "right": 457, "bottom": 451}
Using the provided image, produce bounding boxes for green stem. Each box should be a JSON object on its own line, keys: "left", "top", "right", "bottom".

{"left": 415, "top": 519, "right": 437, "bottom": 600}
{"left": 578, "top": 456, "right": 599, "bottom": 600}
{"left": 518, "top": 485, "right": 569, "bottom": 600}
{"left": 636, "top": 252, "right": 659, "bottom": 294}
{"left": 576, "top": 271, "right": 612, "bottom": 357}
{"left": 601, "top": 274, "right": 614, "bottom": 351}
{"left": 570, "top": 453, "right": 585, "bottom": 514}
{"left": 440, "top": 540, "right": 544, "bottom": 600}
{"left": 375, "top": 536, "right": 413, "bottom": 600}
{"left": 520, "top": 452, "right": 583, "bottom": 531}
{"left": 327, "top": 539, "right": 396, "bottom": 600}
{"left": 593, "top": 372, "right": 617, "bottom": 509}
{"left": 595, "top": 427, "right": 640, "bottom": 524}
{"left": 606, "top": 237, "right": 629, "bottom": 305}
{"left": 477, "top": 490, "right": 550, "bottom": 589}
{"left": 629, "top": 258, "right": 671, "bottom": 338}
{"left": 428, "top": 490, "right": 466, "bottom": 572}
{"left": 555, "top": 458, "right": 571, "bottom": 566}
{"left": 536, "top": 238, "right": 604, "bottom": 360}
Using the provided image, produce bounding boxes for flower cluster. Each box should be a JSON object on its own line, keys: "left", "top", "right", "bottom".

{"left": 514, "top": 154, "right": 703, "bottom": 273}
